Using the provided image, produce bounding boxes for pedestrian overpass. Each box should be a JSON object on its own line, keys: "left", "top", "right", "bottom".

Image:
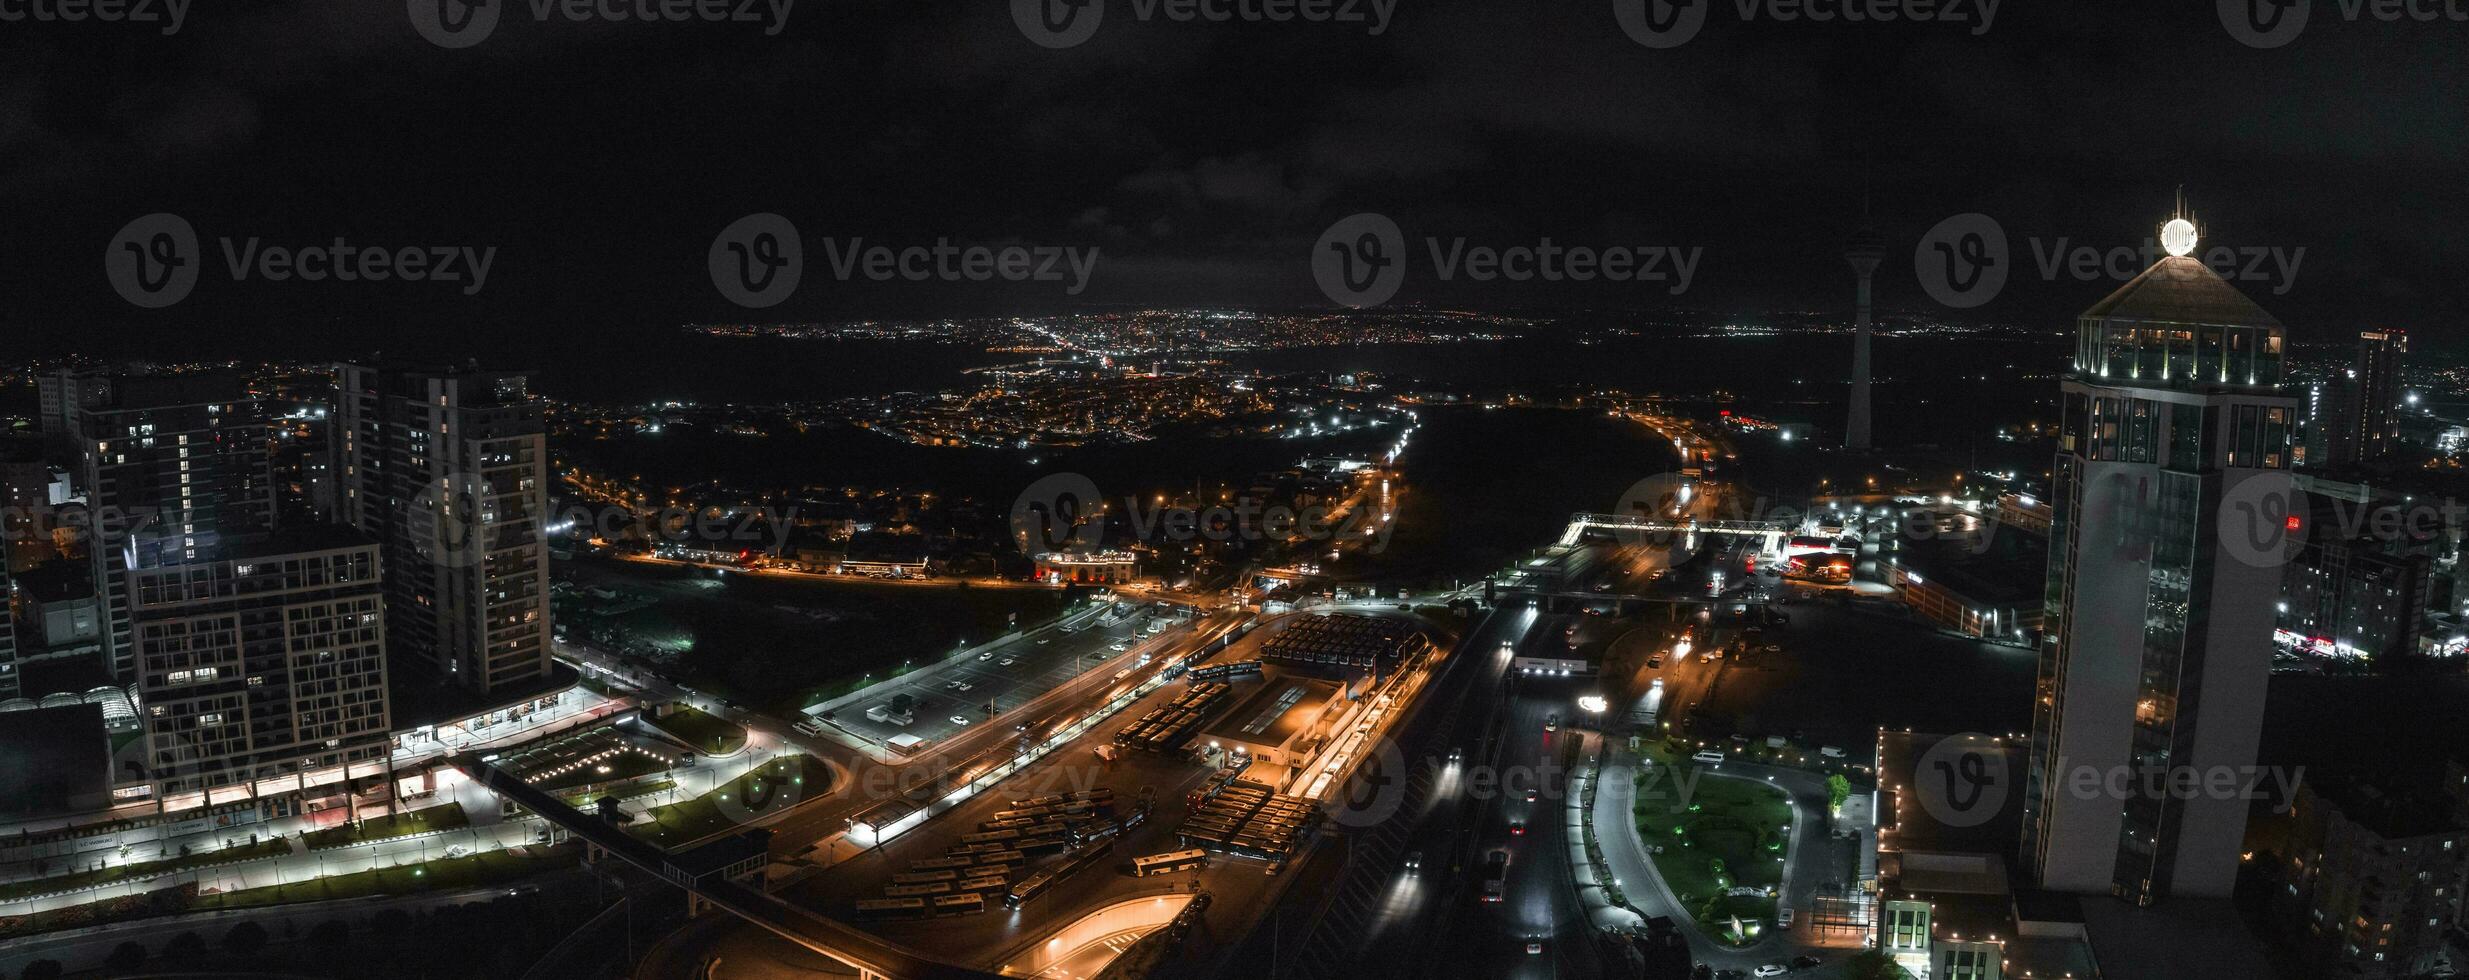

{"left": 1557, "top": 512, "right": 1792, "bottom": 549}
{"left": 452, "top": 754, "right": 1000, "bottom": 980}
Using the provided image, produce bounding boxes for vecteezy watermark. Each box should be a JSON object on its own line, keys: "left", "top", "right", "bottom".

{"left": 549, "top": 500, "right": 800, "bottom": 554}
{"left": 1614, "top": 0, "right": 1999, "bottom": 49}
{"left": 1312, "top": 212, "right": 1702, "bottom": 309}
{"left": 1913, "top": 211, "right": 2305, "bottom": 309}
{"left": 1913, "top": 733, "right": 2011, "bottom": 827}
{"left": 2218, "top": 0, "right": 2467, "bottom": 50}
{"left": 408, "top": 0, "right": 796, "bottom": 50}
{"left": 1010, "top": 472, "right": 1109, "bottom": 554}
{"left": 1008, "top": 472, "right": 1400, "bottom": 555}
{"left": 1, "top": 0, "right": 190, "bottom": 34}
{"left": 1914, "top": 732, "right": 2304, "bottom": 829}
{"left": 1606, "top": 472, "right": 2002, "bottom": 556}
{"left": 2216, "top": 470, "right": 2307, "bottom": 570}
{"left": 104, "top": 213, "right": 498, "bottom": 309}
{"left": 706, "top": 213, "right": 1101, "bottom": 309}
{"left": 1012, "top": 0, "right": 1398, "bottom": 50}
{"left": 709, "top": 212, "right": 803, "bottom": 309}
{"left": 820, "top": 238, "right": 1100, "bottom": 296}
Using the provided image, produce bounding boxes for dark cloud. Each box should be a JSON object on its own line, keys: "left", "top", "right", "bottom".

{"left": 1, "top": 0, "right": 2461, "bottom": 359}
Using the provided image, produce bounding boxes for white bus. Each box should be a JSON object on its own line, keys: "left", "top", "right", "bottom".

{"left": 1131, "top": 848, "right": 1210, "bottom": 877}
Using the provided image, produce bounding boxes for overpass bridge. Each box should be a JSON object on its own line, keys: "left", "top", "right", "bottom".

{"left": 453, "top": 754, "right": 1000, "bottom": 980}
{"left": 1557, "top": 512, "right": 1793, "bottom": 549}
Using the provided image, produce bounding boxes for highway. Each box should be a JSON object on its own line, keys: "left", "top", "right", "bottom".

{"left": 1216, "top": 601, "right": 1617, "bottom": 979}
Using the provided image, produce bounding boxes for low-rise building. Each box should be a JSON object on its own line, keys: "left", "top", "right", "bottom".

{"left": 2279, "top": 773, "right": 2468, "bottom": 977}
{"left": 1882, "top": 522, "right": 2044, "bottom": 644}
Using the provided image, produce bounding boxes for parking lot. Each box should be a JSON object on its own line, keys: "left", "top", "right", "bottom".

{"left": 788, "top": 672, "right": 1280, "bottom": 971}
{"left": 827, "top": 602, "right": 1199, "bottom": 750}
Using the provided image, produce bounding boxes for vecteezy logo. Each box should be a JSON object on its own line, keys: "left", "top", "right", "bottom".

{"left": 1014, "top": 0, "right": 1104, "bottom": 49}
{"left": 2218, "top": 0, "right": 2308, "bottom": 49}
{"left": 1611, "top": 473, "right": 1698, "bottom": 550}
{"left": 708, "top": 213, "right": 803, "bottom": 309}
{"left": 1312, "top": 213, "right": 1406, "bottom": 309}
{"left": 1916, "top": 212, "right": 2008, "bottom": 309}
{"left": 409, "top": 471, "right": 489, "bottom": 570}
{"left": 105, "top": 213, "right": 200, "bottom": 309}
{"left": 1326, "top": 736, "right": 1409, "bottom": 828}
{"left": 1914, "top": 733, "right": 2009, "bottom": 829}
{"left": 1613, "top": 0, "right": 1707, "bottom": 48}
{"left": 408, "top": 0, "right": 502, "bottom": 49}
{"left": 1010, "top": 473, "right": 1107, "bottom": 554}
{"left": 2219, "top": 470, "right": 2307, "bottom": 569}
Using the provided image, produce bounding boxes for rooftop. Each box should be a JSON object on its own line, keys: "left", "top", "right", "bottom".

{"left": 1201, "top": 675, "right": 1342, "bottom": 749}
{"left": 2303, "top": 775, "right": 2463, "bottom": 841}
{"left": 0, "top": 703, "right": 111, "bottom": 821}
{"left": 1893, "top": 519, "right": 2046, "bottom": 607}
{"left": 2081, "top": 255, "right": 2282, "bottom": 330}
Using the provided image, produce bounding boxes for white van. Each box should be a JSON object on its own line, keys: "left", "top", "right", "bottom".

{"left": 1691, "top": 751, "right": 1727, "bottom": 765}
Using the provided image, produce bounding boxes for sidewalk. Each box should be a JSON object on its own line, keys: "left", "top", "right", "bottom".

{"left": 1564, "top": 737, "right": 1645, "bottom": 933}
{"left": 0, "top": 728, "right": 791, "bottom": 919}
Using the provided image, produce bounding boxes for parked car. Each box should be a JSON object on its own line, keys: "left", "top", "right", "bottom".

{"left": 1754, "top": 965, "right": 1788, "bottom": 978}
{"left": 949, "top": 715, "right": 972, "bottom": 727}
{"left": 1790, "top": 955, "right": 1821, "bottom": 969}
{"left": 998, "top": 657, "right": 1018, "bottom": 667}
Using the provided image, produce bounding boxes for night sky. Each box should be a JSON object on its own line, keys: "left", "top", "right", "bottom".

{"left": 3, "top": 0, "right": 2462, "bottom": 365}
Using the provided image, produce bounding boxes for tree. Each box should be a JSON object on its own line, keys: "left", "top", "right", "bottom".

{"left": 163, "top": 932, "right": 207, "bottom": 961}
{"left": 106, "top": 941, "right": 148, "bottom": 972}
{"left": 371, "top": 907, "right": 413, "bottom": 939}
{"left": 1843, "top": 948, "right": 1913, "bottom": 980}
{"left": 1827, "top": 773, "right": 1853, "bottom": 814}
{"left": 222, "top": 920, "right": 270, "bottom": 958}
{"left": 18, "top": 961, "right": 62, "bottom": 980}
{"left": 308, "top": 918, "right": 350, "bottom": 951}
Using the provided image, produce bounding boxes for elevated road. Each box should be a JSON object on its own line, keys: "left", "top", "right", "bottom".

{"left": 451, "top": 755, "right": 999, "bottom": 980}
{"left": 1559, "top": 512, "right": 1791, "bottom": 549}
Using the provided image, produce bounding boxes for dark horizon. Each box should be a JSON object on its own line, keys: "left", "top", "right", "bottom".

{"left": 2, "top": 1, "right": 2461, "bottom": 364}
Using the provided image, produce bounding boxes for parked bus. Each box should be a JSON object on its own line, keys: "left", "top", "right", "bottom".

{"left": 931, "top": 893, "right": 988, "bottom": 917}
{"left": 955, "top": 875, "right": 1010, "bottom": 894}
{"left": 912, "top": 855, "right": 977, "bottom": 872}
{"left": 959, "top": 828, "right": 1023, "bottom": 846}
{"left": 1005, "top": 870, "right": 1058, "bottom": 909}
{"left": 1132, "top": 849, "right": 1209, "bottom": 877}
{"left": 854, "top": 898, "right": 929, "bottom": 921}
{"left": 884, "top": 882, "right": 953, "bottom": 898}
{"left": 890, "top": 870, "right": 957, "bottom": 886}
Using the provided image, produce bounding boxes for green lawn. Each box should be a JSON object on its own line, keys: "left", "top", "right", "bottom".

{"left": 194, "top": 843, "right": 580, "bottom": 911}
{"left": 300, "top": 804, "right": 470, "bottom": 852}
{"left": 629, "top": 753, "right": 829, "bottom": 847}
{"left": 0, "top": 841, "right": 582, "bottom": 941}
{"left": 1633, "top": 756, "right": 1793, "bottom": 944}
{"left": 645, "top": 705, "right": 748, "bottom": 755}
{"left": 0, "top": 837, "right": 291, "bottom": 903}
